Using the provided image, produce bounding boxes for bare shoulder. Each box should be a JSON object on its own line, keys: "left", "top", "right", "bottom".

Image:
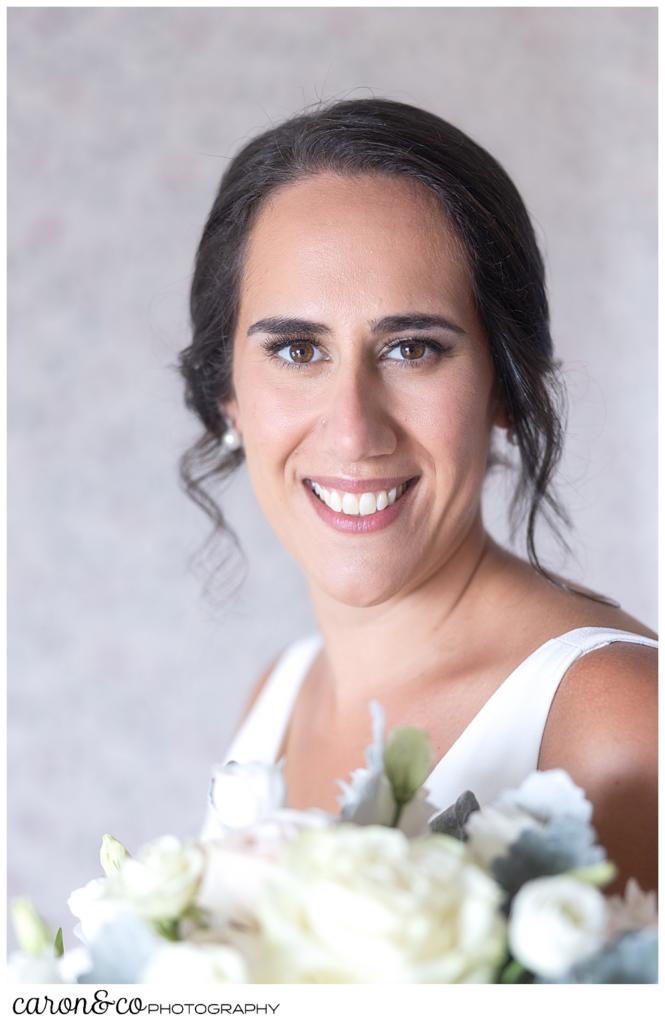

{"left": 538, "top": 640, "right": 658, "bottom": 771}
{"left": 537, "top": 639, "right": 658, "bottom": 892}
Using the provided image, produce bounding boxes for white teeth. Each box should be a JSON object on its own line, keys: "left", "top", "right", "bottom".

{"left": 359, "top": 492, "right": 377, "bottom": 516}
{"left": 328, "top": 489, "right": 342, "bottom": 512}
{"left": 342, "top": 492, "right": 359, "bottom": 515}
{"left": 308, "top": 480, "right": 410, "bottom": 516}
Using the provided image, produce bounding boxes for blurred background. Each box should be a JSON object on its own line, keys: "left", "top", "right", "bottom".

{"left": 8, "top": 7, "right": 657, "bottom": 946}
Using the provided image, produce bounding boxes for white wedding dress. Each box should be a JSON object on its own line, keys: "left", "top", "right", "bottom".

{"left": 201, "top": 626, "right": 657, "bottom": 837}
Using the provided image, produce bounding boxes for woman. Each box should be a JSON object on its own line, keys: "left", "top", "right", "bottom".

{"left": 179, "top": 98, "right": 657, "bottom": 894}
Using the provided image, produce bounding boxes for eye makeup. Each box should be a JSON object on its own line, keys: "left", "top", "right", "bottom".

{"left": 259, "top": 335, "right": 454, "bottom": 371}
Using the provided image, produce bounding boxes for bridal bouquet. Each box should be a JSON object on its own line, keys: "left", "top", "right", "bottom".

{"left": 10, "top": 703, "right": 657, "bottom": 984}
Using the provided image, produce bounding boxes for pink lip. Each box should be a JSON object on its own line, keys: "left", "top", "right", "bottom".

{"left": 302, "top": 478, "right": 419, "bottom": 534}
{"left": 303, "top": 475, "right": 418, "bottom": 494}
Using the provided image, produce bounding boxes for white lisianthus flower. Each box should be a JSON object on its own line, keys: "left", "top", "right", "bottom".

{"left": 605, "top": 878, "right": 658, "bottom": 940}
{"left": 465, "top": 769, "right": 592, "bottom": 869}
{"left": 254, "top": 824, "right": 507, "bottom": 983}
{"left": 465, "top": 804, "right": 542, "bottom": 870}
{"left": 110, "top": 836, "right": 205, "bottom": 922}
{"left": 509, "top": 875, "right": 608, "bottom": 979}
{"left": 7, "top": 947, "right": 92, "bottom": 984}
{"left": 68, "top": 877, "right": 123, "bottom": 943}
{"left": 498, "top": 769, "right": 593, "bottom": 823}
{"left": 140, "top": 941, "right": 250, "bottom": 984}
{"left": 206, "top": 761, "right": 287, "bottom": 835}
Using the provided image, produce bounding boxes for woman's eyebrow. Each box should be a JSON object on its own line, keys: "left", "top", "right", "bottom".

{"left": 369, "top": 313, "right": 466, "bottom": 336}
{"left": 247, "top": 316, "right": 331, "bottom": 337}
{"left": 247, "top": 313, "right": 466, "bottom": 337}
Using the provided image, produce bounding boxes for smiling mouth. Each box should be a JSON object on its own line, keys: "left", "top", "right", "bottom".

{"left": 304, "top": 477, "right": 419, "bottom": 517}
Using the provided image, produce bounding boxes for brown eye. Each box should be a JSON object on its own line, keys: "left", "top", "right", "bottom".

{"left": 399, "top": 340, "right": 426, "bottom": 360}
{"left": 289, "top": 341, "right": 315, "bottom": 363}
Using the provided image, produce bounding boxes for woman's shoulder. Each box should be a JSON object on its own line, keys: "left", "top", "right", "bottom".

{"left": 512, "top": 566, "right": 657, "bottom": 710}
{"left": 524, "top": 575, "right": 658, "bottom": 893}
{"left": 489, "top": 551, "right": 657, "bottom": 773}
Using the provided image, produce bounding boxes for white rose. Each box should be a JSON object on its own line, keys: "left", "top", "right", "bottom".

{"left": 198, "top": 808, "right": 331, "bottom": 927}
{"left": 140, "top": 941, "right": 250, "bottom": 984}
{"left": 254, "top": 824, "right": 506, "bottom": 983}
{"left": 111, "top": 836, "right": 205, "bottom": 921}
{"left": 206, "top": 761, "right": 287, "bottom": 835}
{"left": 509, "top": 875, "right": 608, "bottom": 979}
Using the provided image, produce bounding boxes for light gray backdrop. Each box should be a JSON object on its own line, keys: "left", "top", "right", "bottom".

{"left": 8, "top": 7, "right": 657, "bottom": 945}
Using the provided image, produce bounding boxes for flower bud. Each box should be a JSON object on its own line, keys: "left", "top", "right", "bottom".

{"left": 11, "top": 898, "right": 51, "bottom": 955}
{"left": 100, "top": 833, "right": 130, "bottom": 877}
{"left": 384, "top": 727, "right": 433, "bottom": 806}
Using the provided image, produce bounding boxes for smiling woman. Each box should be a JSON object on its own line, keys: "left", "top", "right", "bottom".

{"left": 178, "top": 98, "right": 657, "bottom": 894}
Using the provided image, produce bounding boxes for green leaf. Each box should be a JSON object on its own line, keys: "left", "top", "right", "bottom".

{"left": 152, "top": 918, "right": 180, "bottom": 942}
{"left": 11, "top": 898, "right": 52, "bottom": 955}
{"left": 568, "top": 861, "right": 617, "bottom": 888}
{"left": 53, "top": 928, "right": 64, "bottom": 959}
{"left": 384, "top": 726, "right": 433, "bottom": 806}
{"left": 499, "top": 959, "right": 528, "bottom": 983}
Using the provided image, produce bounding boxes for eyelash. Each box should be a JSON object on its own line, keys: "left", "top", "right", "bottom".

{"left": 259, "top": 336, "right": 453, "bottom": 370}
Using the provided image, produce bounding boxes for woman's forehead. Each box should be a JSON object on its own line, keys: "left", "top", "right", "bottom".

{"left": 239, "top": 171, "right": 473, "bottom": 317}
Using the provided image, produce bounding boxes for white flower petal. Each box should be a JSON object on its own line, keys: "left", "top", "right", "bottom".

{"left": 208, "top": 761, "right": 287, "bottom": 832}
{"left": 498, "top": 769, "right": 593, "bottom": 824}
{"left": 509, "top": 875, "right": 607, "bottom": 979}
{"left": 254, "top": 824, "right": 506, "bottom": 983}
{"left": 140, "top": 941, "right": 250, "bottom": 984}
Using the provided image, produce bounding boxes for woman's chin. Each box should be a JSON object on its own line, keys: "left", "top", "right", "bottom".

{"left": 308, "top": 562, "right": 414, "bottom": 609}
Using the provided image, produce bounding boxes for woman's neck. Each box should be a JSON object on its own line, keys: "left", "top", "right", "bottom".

{"left": 306, "top": 515, "right": 510, "bottom": 715}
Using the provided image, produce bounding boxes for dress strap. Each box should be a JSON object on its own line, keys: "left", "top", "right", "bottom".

{"left": 423, "top": 626, "right": 657, "bottom": 814}
{"left": 222, "top": 633, "right": 323, "bottom": 765}
{"left": 200, "top": 633, "right": 322, "bottom": 839}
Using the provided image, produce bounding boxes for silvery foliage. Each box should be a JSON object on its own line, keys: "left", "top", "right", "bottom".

{"left": 459, "top": 770, "right": 605, "bottom": 899}
{"left": 541, "top": 928, "right": 658, "bottom": 984}
{"left": 76, "top": 911, "right": 162, "bottom": 984}
{"left": 336, "top": 701, "right": 438, "bottom": 834}
{"left": 337, "top": 701, "right": 396, "bottom": 826}
{"left": 430, "top": 791, "right": 480, "bottom": 841}
{"left": 492, "top": 815, "right": 607, "bottom": 899}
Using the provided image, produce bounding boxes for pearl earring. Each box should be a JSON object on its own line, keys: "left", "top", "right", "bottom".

{"left": 222, "top": 424, "right": 242, "bottom": 453}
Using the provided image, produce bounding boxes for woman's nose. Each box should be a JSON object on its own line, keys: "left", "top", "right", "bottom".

{"left": 319, "top": 364, "right": 398, "bottom": 462}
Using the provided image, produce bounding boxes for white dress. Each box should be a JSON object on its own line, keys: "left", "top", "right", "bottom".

{"left": 202, "top": 626, "right": 657, "bottom": 837}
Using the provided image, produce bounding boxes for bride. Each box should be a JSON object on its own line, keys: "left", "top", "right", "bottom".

{"left": 178, "top": 98, "right": 657, "bottom": 894}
